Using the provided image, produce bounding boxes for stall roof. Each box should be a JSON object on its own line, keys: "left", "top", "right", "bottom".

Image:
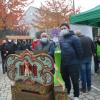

{"left": 6, "top": 35, "right": 32, "bottom": 40}
{"left": 70, "top": 5, "right": 100, "bottom": 27}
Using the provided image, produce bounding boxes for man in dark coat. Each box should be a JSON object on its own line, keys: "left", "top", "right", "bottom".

{"left": 76, "top": 31, "right": 95, "bottom": 93}
{"left": 6, "top": 40, "right": 16, "bottom": 55}
{"left": 59, "top": 23, "right": 83, "bottom": 100}
{"left": 0, "top": 40, "right": 8, "bottom": 74}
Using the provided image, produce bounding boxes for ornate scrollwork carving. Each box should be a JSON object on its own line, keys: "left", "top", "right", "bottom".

{"left": 6, "top": 50, "right": 54, "bottom": 86}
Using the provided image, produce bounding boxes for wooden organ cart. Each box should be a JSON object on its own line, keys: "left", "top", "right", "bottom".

{"left": 6, "top": 50, "right": 67, "bottom": 100}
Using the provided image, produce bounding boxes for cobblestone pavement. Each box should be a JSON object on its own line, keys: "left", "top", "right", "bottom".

{"left": 0, "top": 63, "right": 100, "bottom": 100}
{"left": 70, "top": 88, "right": 100, "bottom": 100}
{"left": 0, "top": 74, "right": 12, "bottom": 100}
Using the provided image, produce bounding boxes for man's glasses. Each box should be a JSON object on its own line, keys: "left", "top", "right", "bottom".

{"left": 61, "top": 27, "right": 67, "bottom": 30}
{"left": 41, "top": 36, "right": 47, "bottom": 38}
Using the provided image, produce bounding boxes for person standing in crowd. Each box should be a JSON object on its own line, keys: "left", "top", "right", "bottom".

{"left": 32, "top": 38, "right": 40, "bottom": 51}
{"left": 76, "top": 31, "right": 95, "bottom": 93}
{"left": 17, "top": 40, "right": 23, "bottom": 51}
{"left": 6, "top": 39, "right": 16, "bottom": 55}
{"left": 0, "top": 40, "right": 8, "bottom": 74}
{"left": 34, "top": 32, "right": 55, "bottom": 59}
{"left": 26, "top": 39, "right": 32, "bottom": 51}
{"left": 94, "top": 38, "right": 100, "bottom": 73}
{"left": 32, "top": 31, "right": 43, "bottom": 50}
{"left": 13, "top": 40, "right": 18, "bottom": 52}
{"left": 21, "top": 40, "right": 27, "bottom": 50}
{"left": 59, "top": 23, "right": 83, "bottom": 100}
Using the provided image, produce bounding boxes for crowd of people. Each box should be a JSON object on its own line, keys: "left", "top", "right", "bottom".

{"left": 0, "top": 22, "right": 100, "bottom": 100}
{"left": 0, "top": 39, "right": 32, "bottom": 74}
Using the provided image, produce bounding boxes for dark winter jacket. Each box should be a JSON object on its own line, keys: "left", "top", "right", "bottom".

{"left": 78, "top": 35, "right": 95, "bottom": 59}
{"left": 59, "top": 31, "right": 83, "bottom": 66}
{"left": 6, "top": 41, "right": 16, "bottom": 55}
{"left": 0, "top": 43, "right": 8, "bottom": 59}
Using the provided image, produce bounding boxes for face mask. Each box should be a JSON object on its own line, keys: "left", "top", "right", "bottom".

{"left": 15, "top": 41, "right": 17, "bottom": 44}
{"left": 53, "top": 37, "right": 58, "bottom": 43}
{"left": 60, "top": 29, "right": 69, "bottom": 36}
{"left": 8, "top": 40, "right": 11, "bottom": 42}
{"left": 41, "top": 37, "right": 48, "bottom": 43}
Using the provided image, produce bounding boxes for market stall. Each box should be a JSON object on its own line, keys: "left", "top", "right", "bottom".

{"left": 70, "top": 5, "right": 100, "bottom": 27}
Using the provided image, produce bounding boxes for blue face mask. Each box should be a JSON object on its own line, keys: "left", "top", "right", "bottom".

{"left": 41, "top": 37, "right": 48, "bottom": 43}
{"left": 60, "top": 29, "right": 69, "bottom": 36}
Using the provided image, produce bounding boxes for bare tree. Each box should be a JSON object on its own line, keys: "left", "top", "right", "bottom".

{"left": 33, "top": 0, "right": 80, "bottom": 30}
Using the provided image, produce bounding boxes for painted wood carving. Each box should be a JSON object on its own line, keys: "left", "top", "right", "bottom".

{"left": 6, "top": 50, "right": 54, "bottom": 86}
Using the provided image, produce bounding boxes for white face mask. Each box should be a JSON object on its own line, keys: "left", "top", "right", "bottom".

{"left": 60, "top": 29, "right": 69, "bottom": 36}
{"left": 41, "top": 37, "right": 48, "bottom": 43}
{"left": 8, "top": 40, "right": 11, "bottom": 42}
{"left": 15, "top": 41, "right": 17, "bottom": 44}
{"left": 53, "top": 37, "right": 58, "bottom": 43}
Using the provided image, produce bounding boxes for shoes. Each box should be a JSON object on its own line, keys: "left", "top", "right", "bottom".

{"left": 87, "top": 87, "right": 91, "bottom": 92}
{"left": 74, "top": 97, "right": 79, "bottom": 100}
{"left": 80, "top": 88, "right": 86, "bottom": 93}
{"left": 67, "top": 94, "right": 71, "bottom": 100}
{"left": 67, "top": 94, "right": 71, "bottom": 97}
{"left": 3, "top": 71, "right": 5, "bottom": 74}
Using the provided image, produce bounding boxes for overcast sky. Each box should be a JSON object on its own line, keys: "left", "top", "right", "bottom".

{"left": 30, "top": 0, "right": 100, "bottom": 12}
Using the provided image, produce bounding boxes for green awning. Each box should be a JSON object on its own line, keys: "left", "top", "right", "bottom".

{"left": 70, "top": 5, "right": 100, "bottom": 27}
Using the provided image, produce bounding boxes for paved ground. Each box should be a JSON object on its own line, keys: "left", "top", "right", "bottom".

{"left": 70, "top": 74, "right": 100, "bottom": 100}
{"left": 0, "top": 73, "right": 12, "bottom": 100}
{"left": 0, "top": 62, "right": 100, "bottom": 100}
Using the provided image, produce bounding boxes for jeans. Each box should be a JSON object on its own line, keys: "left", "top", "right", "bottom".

{"left": 81, "top": 57, "right": 91, "bottom": 90}
{"left": 61, "top": 64, "right": 80, "bottom": 97}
